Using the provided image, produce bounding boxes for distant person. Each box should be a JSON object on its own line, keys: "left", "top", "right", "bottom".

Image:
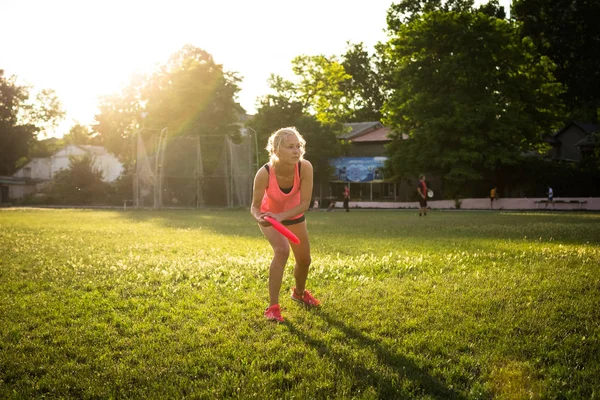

{"left": 546, "top": 187, "right": 554, "bottom": 208}
{"left": 326, "top": 197, "right": 336, "bottom": 211}
{"left": 417, "top": 174, "right": 428, "bottom": 216}
{"left": 490, "top": 187, "right": 497, "bottom": 209}
{"left": 312, "top": 197, "right": 320, "bottom": 210}
{"left": 251, "top": 127, "right": 320, "bottom": 323}
{"left": 343, "top": 185, "right": 350, "bottom": 212}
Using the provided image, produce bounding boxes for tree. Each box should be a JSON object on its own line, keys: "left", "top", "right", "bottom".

{"left": 93, "top": 45, "right": 243, "bottom": 167}
{"left": 383, "top": 11, "right": 565, "bottom": 196}
{"left": 93, "top": 83, "right": 144, "bottom": 165}
{"left": 340, "top": 43, "right": 387, "bottom": 122}
{"left": 386, "top": 0, "right": 475, "bottom": 28}
{"left": 267, "top": 51, "right": 388, "bottom": 124}
{"left": 23, "top": 137, "right": 62, "bottom": 164}
{"left": 46, "top": 154, "right": 110, "bottom": 204}
{"left": 62, "top": 124, "right": 95, "bottom": 145}
{"left": 0, "top": 70, "right": 64, "bottom": 175}
{"left": 290, "top": 55, "right": 352, "bottom": 124}
{"left": 512, "top": 0, "right": 600, "bottom": 122}
{"left": 142, "top": 45, "right": 242, "bottom": 137}
{"left": 18, "top": 88, "right": 65, "bottom": 134}
{"left": 477, "top": 0, "right": 506, "bottom": 19}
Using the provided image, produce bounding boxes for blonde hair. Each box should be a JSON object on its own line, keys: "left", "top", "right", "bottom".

{"left": 266, "top": 127, "right": 306, "bottom": 163}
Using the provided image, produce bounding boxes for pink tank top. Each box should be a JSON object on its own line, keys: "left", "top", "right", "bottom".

{"left": 260, "top": 162, "right": 303, "bottom": 220}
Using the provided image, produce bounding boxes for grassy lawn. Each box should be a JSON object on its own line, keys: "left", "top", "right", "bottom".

{"left": 1, "top": 208, "right": 599, "bottom": 399}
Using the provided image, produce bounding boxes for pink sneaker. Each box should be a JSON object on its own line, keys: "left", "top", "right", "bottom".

{"left": 264, "top": 304, "right": 284, "bottom": 322}
{"left": 291, "top": 287, "right": 321, "bottom": 307}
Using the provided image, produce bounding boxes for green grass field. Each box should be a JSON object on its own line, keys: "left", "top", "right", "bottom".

{"left": 1, "top": 208, "right": 599, "bottom": 399}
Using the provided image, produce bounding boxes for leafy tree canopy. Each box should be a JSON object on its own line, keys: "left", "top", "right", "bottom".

{"left": 93, "top": 84, "right": 141, "bottom": 164}
{"left": 93, "top": 45, "right": 243, "bottom": 165}
{"left": 512, "top": 0, "right": 600, "bottom": 122}
{"left": 387, "top": 0, "right": 507, "bottom": 30}
{"left": 340, "top": 43, "right": 388, "bottom": 122}
{"left": 387, "top": 0, "right": 476, "bottom": 28}
{"left": 383, "top": 11, "right": 565, "bottom": 196}
{"left": 63, "top": 124, "right": 95, "bottom": 146}
{"left": 291, "top": 54, "right": 351, "bottom": 124}
{"left": 266, "top": 48, "right": 388, "bottom": 125}
{"left": 0, "top": 70, "right": 65, "bottom": 175}
{"left": 142, "top": 45, "right": 243, "bottom": 136}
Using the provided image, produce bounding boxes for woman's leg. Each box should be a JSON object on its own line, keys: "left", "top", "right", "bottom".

{"left": 287, "top": 222, "right": 311, "bottom": 295}
{"left": 260, "top": 225, "right": 290, "bottom": 306}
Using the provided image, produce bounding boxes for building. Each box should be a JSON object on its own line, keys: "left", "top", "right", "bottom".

{"left": 329, "top": 122, "right": 405, "bottom": 202}
{"left": 544, "top": 122, "right": 599, "bottom": 162}
{"left": 3, "top": 145, "right": 123, "bottom": 201}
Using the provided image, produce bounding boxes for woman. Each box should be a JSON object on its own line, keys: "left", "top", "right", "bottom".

{"left": 251, "top": 127, "right": 320, "bottom": 322}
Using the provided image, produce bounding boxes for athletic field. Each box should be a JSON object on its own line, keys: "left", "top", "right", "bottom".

{"left": 1, "top": 209, "right": 599, "bottom": 399}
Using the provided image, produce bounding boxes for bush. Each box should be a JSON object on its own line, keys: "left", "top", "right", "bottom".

{"left": 45, "top": 154, "right": 113, "bottom": 205}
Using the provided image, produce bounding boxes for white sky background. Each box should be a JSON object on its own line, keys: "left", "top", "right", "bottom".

{"left": 1, "top": 0, "right": 510, "bottom": 138}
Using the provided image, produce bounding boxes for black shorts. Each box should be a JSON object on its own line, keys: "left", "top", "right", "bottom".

{"left": 264, "top": 215, "right": 306, "bottom": 227}
{"left": 419, "top": 197, "right": 427, "bottom": 207}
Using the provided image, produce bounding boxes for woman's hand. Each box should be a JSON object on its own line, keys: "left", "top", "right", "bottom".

{"left": 257, "top": 212, "right": 285, "bottom": 226}
{"left": 257, "top": 212, "right": 275, "bottom": 226}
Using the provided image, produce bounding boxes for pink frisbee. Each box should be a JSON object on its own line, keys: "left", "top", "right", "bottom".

{"left": 264, "top": 216, "right": 301, "bottom": 244}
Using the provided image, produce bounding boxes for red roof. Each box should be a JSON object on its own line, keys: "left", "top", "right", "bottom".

{"left": 350, "top": 127, "right": 391, "bottom": 142}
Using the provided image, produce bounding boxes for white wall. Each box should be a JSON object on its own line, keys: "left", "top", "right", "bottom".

{"left": 12, "top": 145, "right": 124, "bottom": 189}
{"left": 93, "top": 153, "right": 124, "bottom": 182}
{"left": 335, "top": 197, "right": 600, "bottom": 211}
{"left": 50, "top": 145, "right": 88, "bottom": 178}
{"left": 12, "top": 158, "right": 52, "bottom": 180}
{"left": 8, "top": 185, "right": 37, "bottom": 199}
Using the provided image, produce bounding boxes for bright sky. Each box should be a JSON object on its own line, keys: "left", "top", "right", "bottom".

{"left": 2, "top": 0, "right": 509, "bottom": 138}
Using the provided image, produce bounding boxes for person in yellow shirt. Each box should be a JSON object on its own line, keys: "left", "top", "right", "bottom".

{"left": 490, "top": 187, "right": 497, "bottom": 209}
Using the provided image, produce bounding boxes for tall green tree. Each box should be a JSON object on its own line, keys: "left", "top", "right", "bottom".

{"left": 93, "top": 45, "right": 243, "bottom": 166}
{"left": 268, "top": 51, "right": 387, "bottom": 124}
{"left": 383, "top": 11, "right": 565, "bottom": 196}
{"left": 386, "top": 0, "right": 507, "bottom": 28}
{"left": 62, "top": 124, "right": 95, "bottom": 145}
{"left": 142, "top": 45, "right": 242, "bottom": 137}
{"left": 25, "top": 137, "right": 62, "bottom": 162}
{"left": 0, "top": 70, "right": 64, "bottom": 175}
{"left": 512, "top": 0, "right": 600, "bottom": 122}
{"left": 93, "top": 81, "right": 145, "bottom": 165}
{"left": 290, "top": 55, "right": 352, "bottom": 124}
{"left": 340, "top": 43, "right": 387, "bottom": 122}
{"left": 386, "top": 0, "right": 475, "bottom": 28}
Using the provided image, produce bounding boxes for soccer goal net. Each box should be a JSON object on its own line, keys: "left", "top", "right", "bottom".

{"left": 133, "top": 128, "right": 255, "bottom": 209}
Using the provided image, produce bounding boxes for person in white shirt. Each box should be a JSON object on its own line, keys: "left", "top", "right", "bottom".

{"left": 546, "top": 187, "right": 554, "bottom": 208}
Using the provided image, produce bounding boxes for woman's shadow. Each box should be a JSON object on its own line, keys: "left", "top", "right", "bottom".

{"left": 285, "top": 308, "right": 465, "bottom": 399}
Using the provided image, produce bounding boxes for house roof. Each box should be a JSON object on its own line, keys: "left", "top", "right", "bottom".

{"left": 48, "top": 145, "right": 110, "bottom": 157}
{"left": 0, "top": 175, "right": 46, "bottom": 185}
{"left": 572, "top": 122, "right": 599, "bottom": 134}
{"left": 550, "top": 121, "right": 599, "bottom": 138}
{"left": 13, "top": 157, "right": 49, "bottom": 174}
{"left": 545, "top": 121, "right": 600, "bottom": 147}
{"left": 339, "top": 122, "right": 383, "bottom": 140}
{"left": 350, "top": 127, "right": 392, "bottom": 142}
{"left": 75, "top": 145, "right": 108, "bottom": 155}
